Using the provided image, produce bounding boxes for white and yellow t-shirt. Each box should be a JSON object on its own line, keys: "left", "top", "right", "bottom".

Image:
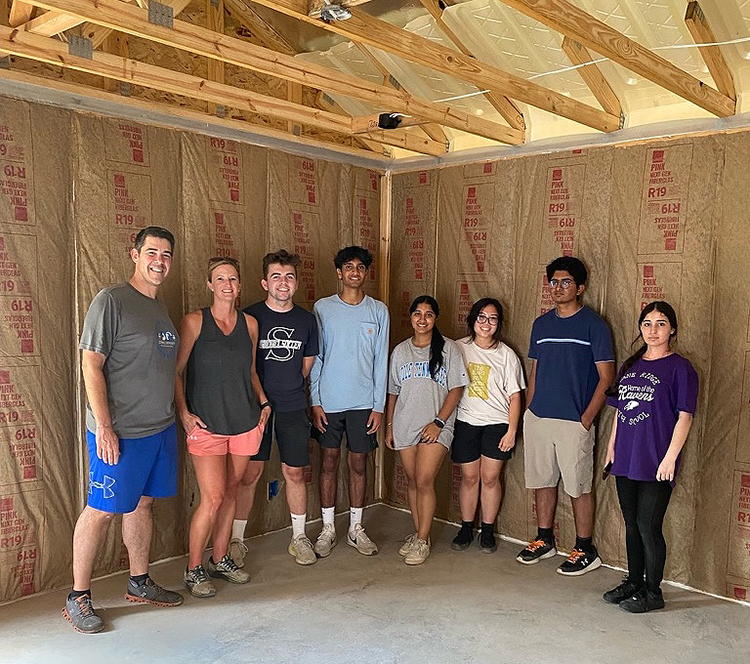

{"left": 455, "top": 337, "right": 526, "bottom": 426}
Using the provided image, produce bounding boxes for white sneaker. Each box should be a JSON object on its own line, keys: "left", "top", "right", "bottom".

{"left": 289, "top": 534, "right": 317, "bottom": 565}
{"left": 404, "top": 538, "right": 430, "bottom": 565}
{"left": 229, "top": 538, "right": 248, "bottom": 568}
{"left": 346, "top": 524, "right": 378, "bottom": 556}
{"left": 398, "top": 533, "right": 418, "bottom": 557}
{"left": 314, "top": 523, "right": 337, "bottom": 558}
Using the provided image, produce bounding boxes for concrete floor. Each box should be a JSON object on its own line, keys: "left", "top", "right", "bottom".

{"left": 0, "top": 504, "right": 747, "bottom": 664}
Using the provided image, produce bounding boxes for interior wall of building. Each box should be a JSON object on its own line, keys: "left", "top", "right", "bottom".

{"left": 386, "top": 133, "right": 750, "bottom": 601}
{"left": 0, "top": 95, "right": 381, "bottom": 604}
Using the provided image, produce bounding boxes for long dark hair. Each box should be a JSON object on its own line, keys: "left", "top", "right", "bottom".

{"left": 607, "top": 301, "right": 678, "bottom": 396}
{"left": 409, "top": 295, "right": 445, "bottom": 379}
{"left": 466, "top": 297, "right": 504, "bottom": 347}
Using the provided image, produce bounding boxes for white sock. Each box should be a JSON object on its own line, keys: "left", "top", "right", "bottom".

{"left": 231, "top": 519, "right": 247, "bottom": 541}
{"left": 291, "top": 512, "right": 306, "bottom": 538}
{"left": 349, "top": 507, "right": 363, "bottom": 534}
{"left": 322, "top": 507, "right": 335, "bottom": 527}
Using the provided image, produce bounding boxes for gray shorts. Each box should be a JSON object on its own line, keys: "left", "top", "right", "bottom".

{"left": 523, "top": 410, "right": 595, "bottom": 498}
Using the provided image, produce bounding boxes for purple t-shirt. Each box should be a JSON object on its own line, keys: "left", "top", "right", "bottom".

{"left": 608, "top": 353, "right": 698, "bottom": 483}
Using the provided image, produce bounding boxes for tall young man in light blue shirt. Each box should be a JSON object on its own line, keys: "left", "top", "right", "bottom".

{"left": 310, "top": 246, "right": 389, "bottom": 557}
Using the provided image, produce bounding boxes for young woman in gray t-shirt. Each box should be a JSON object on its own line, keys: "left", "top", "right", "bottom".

{"left": 385, "top": 295, "right": 468, "bottom": 565}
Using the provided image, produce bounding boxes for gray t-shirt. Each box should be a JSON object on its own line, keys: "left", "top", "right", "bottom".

{"left": 79, "top": 283, "right": 179, "bottom": 438}
{"left": 388, "top": 338, "right": 468, "bottom": 449}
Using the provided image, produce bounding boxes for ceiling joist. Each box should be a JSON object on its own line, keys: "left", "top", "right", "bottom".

{"left": 23, "top": 0, "right": 522, "bottom": 144}
{"left": 496, "top": 0, "right": 735, "bottom": 117}
{"left": 8, "top": 1, "right": 34, "bottom": 27}
{"left": 16, "top": 10, "right": 84, "bottom": 36}
{"left": 249, "top": 0, "right": 621, "bottom": 132}
{"left": 0, "top": 25, "right": 446, "bottom": 156}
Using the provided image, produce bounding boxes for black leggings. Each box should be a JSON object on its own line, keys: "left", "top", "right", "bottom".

{"left": 615, "top": 476, "right": 673, "bottom": 592}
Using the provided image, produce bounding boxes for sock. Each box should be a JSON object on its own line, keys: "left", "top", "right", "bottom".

{"left": 481, "top": 521, "right": 494, "bottom": 532}
{"left": 290, "top": 512, "right": 306, "bottom": 538}
{"left": 537, "top": 527, "right": 555, "bottom": 544}
{"left": 460, "top": 520, "right": 473, "bottom": 532}
{"left": 575, "top": 536, "right": 594, "bottom": 553}
{"left": 322, "top": 506, "right": 335, "bottom": 527}
{"left": 231, "top": 519, "right": 247, "bottom": 541}
{"left": 129, "top": 573, "right": 149, "bottom": 586}
{"left": 69, "top": 589, "right": 90, "bottom": 600}
{"left": 349, "top": 506, "right": 363, "bottom": 534}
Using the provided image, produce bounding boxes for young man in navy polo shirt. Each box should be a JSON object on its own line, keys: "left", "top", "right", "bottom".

{"left": 517, "top": 256, "right": 615, "bottom": 575}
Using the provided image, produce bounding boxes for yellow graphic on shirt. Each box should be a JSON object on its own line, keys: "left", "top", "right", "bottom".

{"left": 467, "top": 362, "right": 491, "bottom": 400}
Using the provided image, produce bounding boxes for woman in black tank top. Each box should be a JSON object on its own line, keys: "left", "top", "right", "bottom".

{"left": 175, "top": 257, "right": 271, "bottom": 597}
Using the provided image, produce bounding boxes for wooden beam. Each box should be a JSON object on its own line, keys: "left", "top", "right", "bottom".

{"left": 561, "top": 37, "right": 621, "bottom": 118}
{"left": 83, "top": 0, "right": 193, "bottom": 49}
{"left": 18, "top": 10, "right": 83, "bottom": 36}
{"left": 286, "top": 81, "right": 302, "bottom": 134}
{"left": 225, "top": 0, "right": 296, "bottom": 55}
{"left": 497, "top": 0, "right": 734, "bottom": 117}
{"left": 684, "top": 1, "right": 735, "bottom": 101}
{"left": 0, "top": 67, "right": 385, "bottom": 160}
{"left": 101, "top": 28, "right": 128, "bottom": 93}
{"left": 25, "top": 0, "right": 524, "bottom": 144}
{"left": 9, "top": 1, "right": 33, "bottom": 26}
{"left": 417, "top": 0, "right": 525, "bottom": 131}
{"left": 0, "top": 26, "right": 444, "bottom": 156}
{"left": 206, "top": 0, "right": 225, "bottom": 116}
{"left": 246, "top": 0, "right": 620, "bottom": 132}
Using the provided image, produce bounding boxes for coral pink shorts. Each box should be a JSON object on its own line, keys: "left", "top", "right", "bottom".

{"left": 187, "top": 422, "right": 265, "bottom": 457}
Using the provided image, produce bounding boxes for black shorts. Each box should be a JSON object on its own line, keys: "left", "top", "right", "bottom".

{"left": 451, "top": 420, "right": 513, "bottom": 464}
{"left": 319, "top": 409, "right": 378, "bottom": 455}
{"left": 250, "top": 409, "right": 311, "bottom": 467}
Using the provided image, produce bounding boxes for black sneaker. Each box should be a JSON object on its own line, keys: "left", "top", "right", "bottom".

{"left": 620, "top": 588, "right": 665, "bottom": 613}
{"left": 451, "top": 525, "right": 474, "bottom": 551}
{"left": 516, "top": 538, "right": 557, "bottom": 564}
{"left": 479, "top": 528, "right": 497, "bottom": 554}
{"left": 557, "top": 547, "right": 602, "bottom": 576}
{"left": 125, "top": 577, "right": 184, "bottom": 606}
{"left": 603, "top": 578, "right": 643, "bottom": 604}
{"left": 62, "top": 594, "right": 104, "bottom": 634}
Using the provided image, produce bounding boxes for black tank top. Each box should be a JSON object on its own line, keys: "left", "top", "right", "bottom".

{"left": 186, "top": 308, "right": 260, "bottom": 435}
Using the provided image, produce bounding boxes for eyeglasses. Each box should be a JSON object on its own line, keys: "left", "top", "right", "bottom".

{"left": 548, "top": 278, "right": 574, "bottom": 289}
{"left": 476, "top": 313, "right": 499, "bottom": 325}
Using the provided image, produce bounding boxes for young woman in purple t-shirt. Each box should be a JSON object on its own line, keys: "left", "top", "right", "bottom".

{"left": 603, "top": 301, "right": 698, "bottom": 613}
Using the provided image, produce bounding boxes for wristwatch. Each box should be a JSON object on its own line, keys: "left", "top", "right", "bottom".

{"left": 433, "top": 417, "right": 445, "bottom": 429}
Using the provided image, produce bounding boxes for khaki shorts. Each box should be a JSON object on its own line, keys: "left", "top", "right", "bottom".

{"left": 523, "top": 410, "right": 595, "bottom": 498}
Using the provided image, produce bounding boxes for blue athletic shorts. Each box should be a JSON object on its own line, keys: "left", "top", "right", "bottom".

{"left": 86, "top": 423, "right": 178, "bottom": 514}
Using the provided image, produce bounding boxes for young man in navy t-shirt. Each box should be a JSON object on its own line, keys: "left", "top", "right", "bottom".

{"left": 229, "top": 250, "right": 319, "bottom": 567}
{"left": 517, "top": 256, "right": 615, "bottom": 575}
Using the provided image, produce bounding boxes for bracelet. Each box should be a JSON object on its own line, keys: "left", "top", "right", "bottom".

{"left": 259, "top": 401, "right": 271, "bottom": 410}
{"left": 433, "top": 417, "right": 445, "bottom": 429}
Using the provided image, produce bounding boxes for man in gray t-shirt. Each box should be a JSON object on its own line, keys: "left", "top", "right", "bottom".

{"left": 64, "top": 227, "right": 183, "bottom": 635}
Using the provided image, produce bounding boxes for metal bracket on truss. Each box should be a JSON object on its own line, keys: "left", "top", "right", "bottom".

{"left": 619, "top": 111, "right": 626, "bottom": 130}
{"left": 149, "top": 1, "right": 174, "bottom": 28}
{"left": 68, "top": 35, "right": 93, "bottom": 60}
{"left": 211, "top": 0, "right": 220, "bottom": 6}
{"left": 322, "top": 93, "right": 335, "bottom": 106}
{"left": 292, "top": 124, "right": 302, "bottom": 136}
{"left": 119, "top": 82, "right": 132, "bottom": 97}
{"left": 0, "top": 56, "right": 11, "bottom": 70}
{"left": 388, "top": 75, "right": 402, "bottom": 91}
{"left": 215, "top": 105, "right": 226, "bottom": 118}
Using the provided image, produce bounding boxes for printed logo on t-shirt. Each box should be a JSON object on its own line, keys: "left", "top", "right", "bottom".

{"left": 397, "top": 361, "right": 447, "bottom": 388}
{"left": 467, "top": 362, "right": 490, "bottom": 400}
{"left": 617, "top": 370, "right": 659, "bottom": 426}
{"left": 259, "top": 326, "right": 303, "bottom": 362}
{"left": 156, "top": 323, "right": 178, "bottom": 358}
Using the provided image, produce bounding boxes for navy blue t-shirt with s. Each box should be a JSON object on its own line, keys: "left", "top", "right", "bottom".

{"left": 244, "top": 302, "right": 318, "bottom": 412}
{"left": 528, "top": 305, "right": 614, "bottom": 422}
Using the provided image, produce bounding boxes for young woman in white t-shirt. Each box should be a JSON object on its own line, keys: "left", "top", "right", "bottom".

{"left": 452, "top": 298, "right": 526, "bottom": 553}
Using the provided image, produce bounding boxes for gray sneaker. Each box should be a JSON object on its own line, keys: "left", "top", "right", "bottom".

{"left": 207, "top": 554, "right": 251, "bottom": 584}
{"left": 404, "top": 538, "right": 430, "bottom": 565}
{"left": 229, "top": 538, "right": 248, "bottom": 568}
{"left": 398, "top": 533, "right": 418, "bottom": 557}
{"left": 346, "top": 524, "right": 378, "bottom": 556}
{"left": 314, "top": 523, "right": 337, "bottom": 558}
{"left": 62, "top": 594, "right": 104, "bottom": 634}
{"left": 125, "top": 577, "right": 184, "bottom": 606}
{"left": 289, "top": 534, "right": 317, "bottom": 565}
{"left": 183, "top": 565, "right": 216, "bottom": 598}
